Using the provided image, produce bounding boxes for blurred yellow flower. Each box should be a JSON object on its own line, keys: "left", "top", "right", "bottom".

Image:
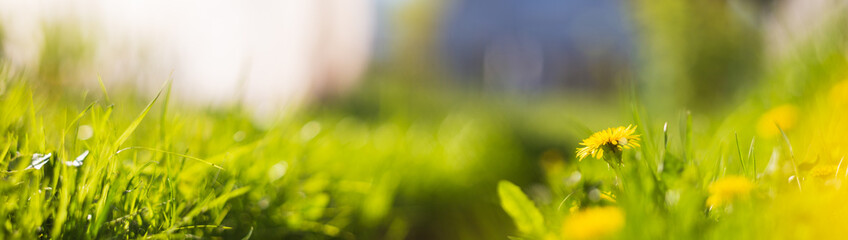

{"left": 756, "top": 105, "right": 798, "bottom": 138}
{"left": 576, "top": 125, "right": 640, "bottom": 161}
{"left": 829, "top": 80, "right": 848, "bottom": 106}
{"left": 569, "top": 204, "right": 580, "bottom": 214}
{"left": 562, "top": 206, "right": 625, "bottom": 240}
{"left": 706, "top": 176, "right": 753, "bottom": 208}
{"left": 809, "top": 164, "right": 838, "bottom": 180}
{"left": 540, "top": 149, "right": 566, "bottom": 175}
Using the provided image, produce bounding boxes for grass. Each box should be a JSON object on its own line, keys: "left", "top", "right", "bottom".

{"left": 3, "top": 43, "right": 848, "bottom": 239}
{"left": 1, "top": 3, "right": 848, "bottom": 239}
{"left": 1, "top": 67, "right": 567, "bottom": 239}
{"left": 496, "top": 23, "right": 848, "bottom": 239}
{"left": 4, "top": 49, "right": 847, "bottom": 239}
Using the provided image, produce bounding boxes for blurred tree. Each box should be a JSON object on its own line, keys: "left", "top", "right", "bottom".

{"left": 632, "top": 0, "right": 769, "bottom": 112}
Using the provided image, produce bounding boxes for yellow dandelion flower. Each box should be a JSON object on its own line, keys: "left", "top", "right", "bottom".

{"left": 706, "top": 176, "right": 754, "bottom": 208}
{"left": 809, "top": 164, "right": 838, "bottom": 180}
{"left": 576, "top": 125, "right": 640, "bottom": 161}
{"left": 562, "top": 206, "right": 625, "bottom": 240}
{"left": 756, "top": 105, "right": 798, "bottom": 138}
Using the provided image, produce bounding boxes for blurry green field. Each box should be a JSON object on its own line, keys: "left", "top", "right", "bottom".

{"left": 1, "top": 67, "right": 606, "bottom": 239}
{"left": 4, "top": 41, "right": 848, "bottom": 239}
{"left": 3, "top": 2, "right": 848, "bottom": 240}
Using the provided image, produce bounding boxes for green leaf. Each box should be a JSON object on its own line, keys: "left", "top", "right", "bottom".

{"left": 498, "top": 180, "right": 545, "bottom": 236}
{"left": 97, "top": 73, "right": 110, "bottom": 103}
{"left": 114, "top": 80, "right": 168, "bottom": 148}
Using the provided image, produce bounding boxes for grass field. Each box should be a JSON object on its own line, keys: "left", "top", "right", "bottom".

{"left": 2, "top": 3, "right": 848, "bottom": 240}
{"left": 5, "top": 43, "right": 848, "bottom": 239}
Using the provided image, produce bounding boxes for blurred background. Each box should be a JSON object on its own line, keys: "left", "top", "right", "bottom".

{"left": 0, "top": 0, "right": 846, "bottom": 239}
{"left": 0, "top": 0, "right": 840, "bottom": 113}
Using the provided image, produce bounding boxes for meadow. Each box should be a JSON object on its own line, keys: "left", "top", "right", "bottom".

{"left": 2, "top": 2, "right": 848, "bottom": 240}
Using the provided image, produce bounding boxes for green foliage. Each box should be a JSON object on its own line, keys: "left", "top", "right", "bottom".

{"left": 1, "top": 2, "right": 847, "bottom": 240}
{"left": 498, "top": 180, "right": 545, "bottom": 237}
{"left": 0, "top": 69, "right": 548, "bottom": 239}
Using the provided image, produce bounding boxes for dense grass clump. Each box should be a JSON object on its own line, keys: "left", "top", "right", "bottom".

{"left": 0, "top": 69, "right": 553, "bottom": 239}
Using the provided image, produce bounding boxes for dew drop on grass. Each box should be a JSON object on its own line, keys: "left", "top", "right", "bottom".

{"left": 78, "top": 125, "right": 94, "bottom": 140}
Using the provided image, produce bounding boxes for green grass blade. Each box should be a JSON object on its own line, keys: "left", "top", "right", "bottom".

{"left": 776, "top": 123, "right": 802, "bottom": 191}
{"left": 114, "top": 81, "right": 168, "bottom": 148}
{"left": 241, "top": 227, "right": 254, "bottom": 240}
{"left": 97, "top": 74, "right": 110, "bottom": 103}
{"left": 735, "top": 133, "right": 747, "bottom": 174}
{"left": 63, "top": 101, "right": 96, "bottom": 134}
{"left": 748, "top": 137, "right": 757, "bottom": 179}
{"left": 631, "top": 103, "right": 659, "bottom": 176}
{"left": 160, "top": 75, "right": 173, "bottom": 142}
{"left": 682, "top": 111, "right": 693, "bottom": 161}
{"left": 125, "top": 146, "right": 223, "bottom": 170}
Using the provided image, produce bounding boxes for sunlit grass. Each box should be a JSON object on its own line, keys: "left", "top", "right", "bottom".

{"left": 1, "top": 3, "right": 847, "bottom": 239}
{"left": 0, "top": 69, "right": 560, "bottom": 239}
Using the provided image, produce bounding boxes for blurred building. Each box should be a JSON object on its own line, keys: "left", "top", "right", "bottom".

{"left": 438, "top": 0, "right": 634, "bottom": 92}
